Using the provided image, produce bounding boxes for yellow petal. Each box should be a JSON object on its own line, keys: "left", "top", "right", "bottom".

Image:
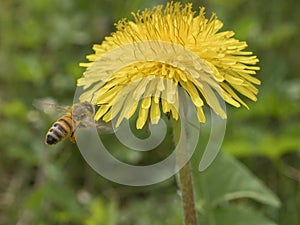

{"left": 220, "top": 83, "right": 249, "bottom": 109}
{"left": 96, "top": 105, "right": 111, "bottom": 121}
{"left": 201, "top": 82, "right": 227, "bottom": 119}
{"left": 150, "top": 98, "right": 161, "bottom": 124}
{"left": 136, "top": 107, "right": 149, "bottom": 129}
{"left": 180, "top": 80, "right": 204, "bottom": 107}
{"left": 161, "top": 99, "right": 170, "bottom": 113}
{"left": 231, "top": 83, "right": 257, "bottom": 102}
{"left": 197, "top": 106, "right": 206, "bottom": 123}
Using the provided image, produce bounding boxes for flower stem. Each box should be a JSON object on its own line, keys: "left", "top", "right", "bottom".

{"left": 173, "top": 119, "right": 198, "bottom": 225}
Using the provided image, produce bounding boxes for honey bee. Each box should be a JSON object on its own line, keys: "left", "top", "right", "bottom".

{"left": 33, "top": 99, "right": 113, "bottom": 145}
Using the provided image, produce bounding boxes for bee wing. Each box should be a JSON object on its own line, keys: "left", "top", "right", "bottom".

{"left": 33, "top": 98, "right": 69, "bottom": 116}
{"left": 78, "top": 118, "right": 117, "bottom": 134}
{"left": 96, "top": 121, "right": 118, "bottom": 134}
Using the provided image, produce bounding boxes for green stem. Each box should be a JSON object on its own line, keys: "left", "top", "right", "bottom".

{"left": 173, "top": 119, "right": 198, "bottom": 225}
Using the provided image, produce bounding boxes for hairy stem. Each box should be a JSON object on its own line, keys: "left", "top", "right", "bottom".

{"left": 173, "top": 119, "right": 198, "bottom": 225}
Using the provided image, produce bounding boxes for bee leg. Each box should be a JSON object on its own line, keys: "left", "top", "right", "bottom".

{"left": 69, "top": 123, "right": 80, "bottom": 143}
{"left": 70, "top": 131, "right": 76, "bottom": 143}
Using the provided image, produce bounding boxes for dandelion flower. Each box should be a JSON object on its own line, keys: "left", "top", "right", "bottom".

{"left": 77, "top": 2, "right": 260, "bottom": 129}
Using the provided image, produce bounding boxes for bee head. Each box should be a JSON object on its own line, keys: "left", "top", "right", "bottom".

{"left": 81, "top": 102, "right": 95, "bottom": 115}
{"left": 72, "top": 102, "right": 95, "bottom": 121}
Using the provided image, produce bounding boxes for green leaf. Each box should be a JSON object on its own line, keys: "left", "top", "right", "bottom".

{"left": 193, "top": 153, "right": 281, "bottom": 208}
{"left": 84, "top": 198, "right": 118, "bottom": 225}
{"left": 200, "top": 205, "right": 277, "bottom": 225}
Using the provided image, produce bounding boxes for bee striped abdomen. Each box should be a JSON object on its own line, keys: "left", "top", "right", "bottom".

{"left": 45, "top": 115, "right": 73, "bottom": 145}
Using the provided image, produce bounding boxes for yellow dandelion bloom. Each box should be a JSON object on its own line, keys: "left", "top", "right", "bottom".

{"left": 77, "top": 2, "right": 260, "bottom": 129}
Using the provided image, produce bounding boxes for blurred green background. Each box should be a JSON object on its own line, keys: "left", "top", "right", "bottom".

{"left": 0, "top": 0, "right": 299, "bottom": 224}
